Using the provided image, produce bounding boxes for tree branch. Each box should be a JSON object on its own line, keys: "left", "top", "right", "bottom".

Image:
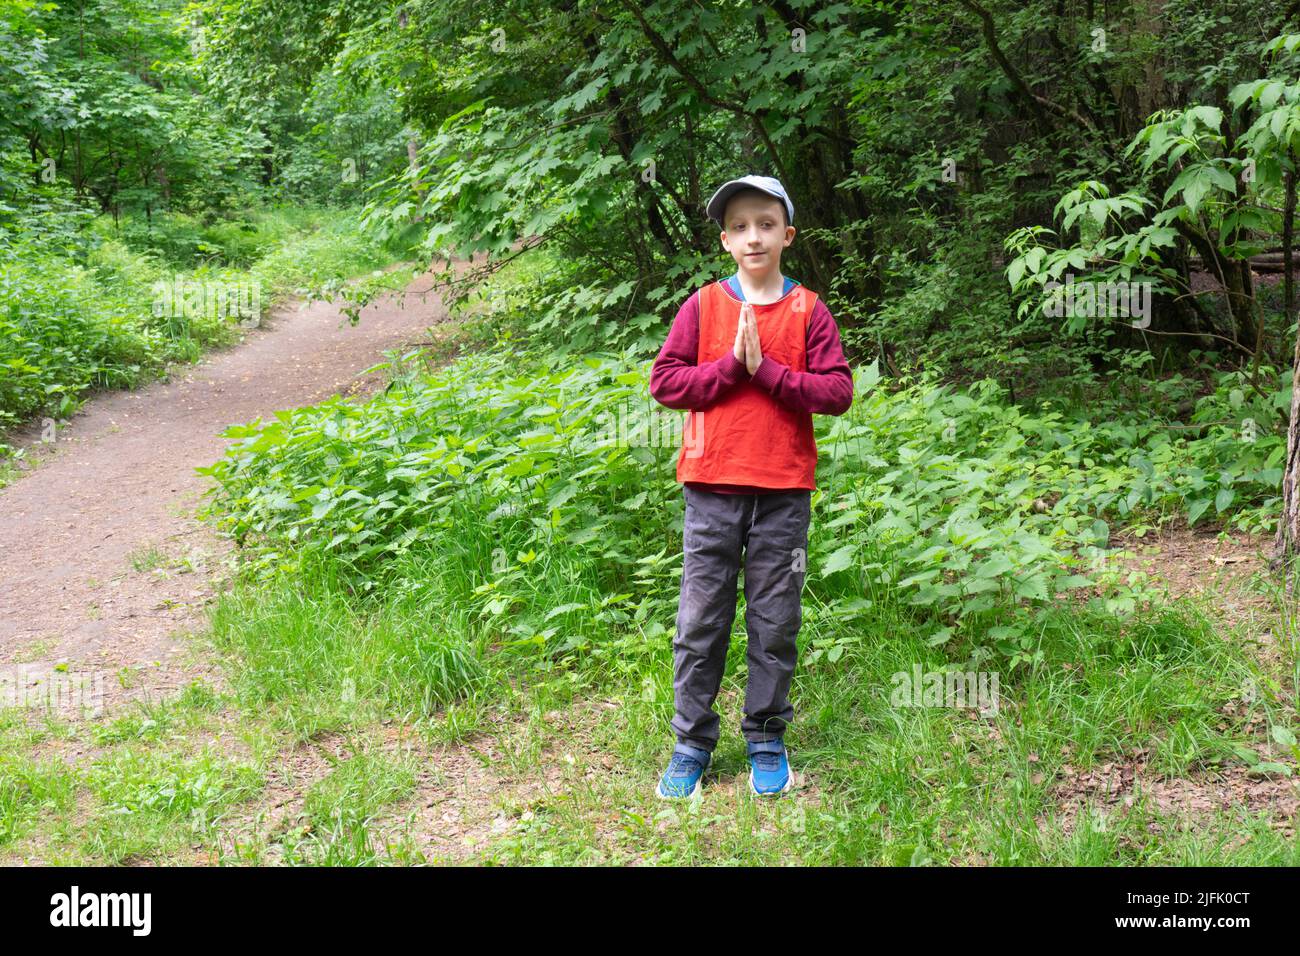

{"left": 958, "top": 0, "right": 1095, "bottom": 135}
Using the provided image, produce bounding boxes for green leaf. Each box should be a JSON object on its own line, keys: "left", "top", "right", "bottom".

{"left": 925, "top": 626, "right": 954, "bottom": 647}
{"left": 820, "top": 544, "right": 857, "bottom": 576}
{"left": 1248, "top": 760, "right": 1293, "bottom": 776}
{"left": 1186, "top": 105, "right": 1224, "bottom": 132}
{"left": 1204, "top": 163, "right": 1238, "bottom": 195}
{"left": 544, "top": 602, "right": 588, "bottom": 620}
{"left": 1007, "top": 256, "right": 1026, "bottom": 288}
{"left": 1056, "top": 574, "right": 1095, "bottom": 589}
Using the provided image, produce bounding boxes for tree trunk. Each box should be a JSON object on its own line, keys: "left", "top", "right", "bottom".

{"left": 407, "top": 136, "right": 426, "bottom": 223}
{"left": 1270, "top": 167, "right": 1299, "bottom": 592}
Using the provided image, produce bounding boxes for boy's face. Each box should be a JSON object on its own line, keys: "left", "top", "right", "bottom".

{"left": 719, "top": 192, "right": 795, "bottom": 279}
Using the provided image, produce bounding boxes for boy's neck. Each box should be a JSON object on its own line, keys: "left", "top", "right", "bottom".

{"left": 734, "top": 267, "right": 786, "bottom": 305}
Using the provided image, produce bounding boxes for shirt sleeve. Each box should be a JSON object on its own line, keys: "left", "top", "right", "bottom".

{"left": 649, "top": 290, "right": 750, "bottom": 410}
{"left": 748, "top": 299, "right": 854, "bottom": 415}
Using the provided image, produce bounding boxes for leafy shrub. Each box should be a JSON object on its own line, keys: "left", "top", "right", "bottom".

{"left": 204, "top": 345, "right": 1281, "bottom": 672}
{"left": 0, "top": 205, "right": 403, "bottom": 445}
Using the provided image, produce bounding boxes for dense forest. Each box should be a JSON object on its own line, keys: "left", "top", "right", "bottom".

{"left": 1, "top": 0, "right": 1299, "bottom": 869}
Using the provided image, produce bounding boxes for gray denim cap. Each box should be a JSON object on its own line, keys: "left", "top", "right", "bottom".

{"left": 705, "top": 175, "right": 795, "bottom": 227}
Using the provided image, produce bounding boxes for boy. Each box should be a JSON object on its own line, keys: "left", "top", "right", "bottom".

{"left": 648, "top": 174, "right": 854, "bottom": 799}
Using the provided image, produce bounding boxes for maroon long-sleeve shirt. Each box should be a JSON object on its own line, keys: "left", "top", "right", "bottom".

{"left": 649, "top": 279, "right": 854, "bottom": 494}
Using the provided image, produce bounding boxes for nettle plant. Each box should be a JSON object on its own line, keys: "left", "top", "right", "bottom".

{"left": 200, "top": 344, "right": 1190, "bottom": 675}
{"left": 1005, "top": 33, "right": 1300, "bottom": 365}
{"left": 197, "top": 347, "right": 691, "bottom": 666}
{"left": 803, "top": 362, "right": 1168, "bottom": 671}
{"left": 1003, "top": 178, "right": 1171, "bottom": 335}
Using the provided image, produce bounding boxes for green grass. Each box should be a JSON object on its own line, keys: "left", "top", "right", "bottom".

{"left": 77, "top": 744, "right": 264, "bottom": 864}
{"left": 0, "top": 680, "right": 267, "bottom": 863}
{"left": 277, "top": 747, "right": 419, "bottom": 866}
{"left": 439, "top": 589, "right": 1297, "bottom": 866}
{"left": 205, "top": 553, "right": 495, "bottom": 741}
{"left": 0, "top": 546, "right": 1295, "bottom": 864}
{"left": 127, "top": 546, "right": 168, "bottom": 574}
{"left": 0, "top": 749, "right": 78, "bottom": 848}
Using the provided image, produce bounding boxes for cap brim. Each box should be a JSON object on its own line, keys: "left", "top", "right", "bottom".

{"left": 705, "top": 182, "right": 747, "bottom": 225}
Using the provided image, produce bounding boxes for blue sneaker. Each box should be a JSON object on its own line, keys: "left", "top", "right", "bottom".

{"left": 747, "top": 739, "right": 794, "bottom": 796}
{"left": 656, "top": 743, "right": 711, "bottom": 799}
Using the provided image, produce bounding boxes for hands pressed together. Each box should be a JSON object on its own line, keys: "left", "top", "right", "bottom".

{"left": 731, "top": 302, "right": 763, "bottom": 376}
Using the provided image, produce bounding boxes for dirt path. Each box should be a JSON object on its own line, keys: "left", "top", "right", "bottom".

{"left": 0, "top": 261, "right": 468, "bottom": 712}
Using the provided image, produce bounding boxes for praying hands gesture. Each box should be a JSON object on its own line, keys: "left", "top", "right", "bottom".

{"left": 731, "top": 302, "right": 763, "bottom": 376}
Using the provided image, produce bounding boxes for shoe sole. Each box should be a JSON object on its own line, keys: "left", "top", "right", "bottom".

{"left": 749, "top": 761, "right": 795, "bottom": 797}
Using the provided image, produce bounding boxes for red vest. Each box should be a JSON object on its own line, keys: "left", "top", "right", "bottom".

{"left": 676, "top": 280, "right": 819, "bottom": 489}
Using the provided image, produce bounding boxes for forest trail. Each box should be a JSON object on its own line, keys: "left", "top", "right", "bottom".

{"left": 0, "top": 260, "right": 471, "bottom": 711}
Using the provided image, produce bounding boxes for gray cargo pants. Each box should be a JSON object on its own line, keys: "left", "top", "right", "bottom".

{"left": 671, "top": 484, "right": 811, "bottom": 753}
